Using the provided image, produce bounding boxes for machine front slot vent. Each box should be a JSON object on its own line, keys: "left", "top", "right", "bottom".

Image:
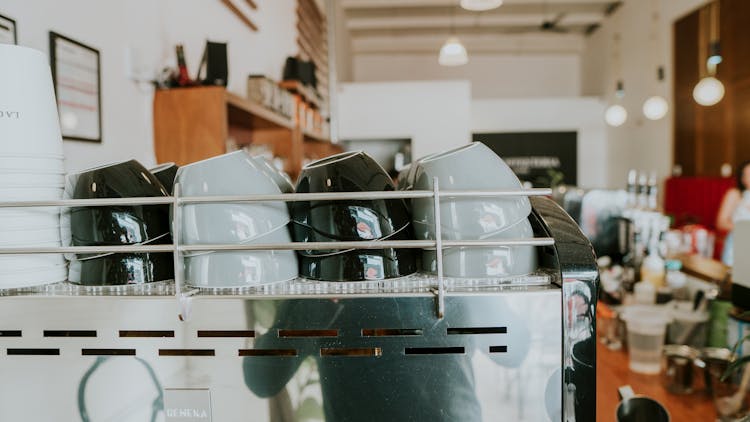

{"left": 44, "top": 330, "right": 97, "bottom": 338}
{"left": 120, "top": 330, "right": 175, "bottom": 338}
{"left": 447, "top": 327, "right": 507, "bottom": 335}
{"left": 159, "top": 349, "right": 215, "bottom": 356}
{"left": 197, "top": 330, "right": 255, "bottom": 338}
{"left": 7, "top": 348, "right": 60, "bottom": 356}
{"left": 489, "top": 346, "right": 508, "bottom": 353}
{"left": 361, "top": 328, "right": 423, "bottom": 337}
{"left": 82, "top": 349, "right": 137, "bottom": 356}
{"left": 404, "top": 347, "right": 465, "bottom": 355}
{"left": 0, "top": 330, "right": 22, "bottom": 337}
{"left": 321, "top": 347, "right": 383, "bottom": 357}
{"left": 239, "top": 349, "right": 298, "bottom": 357}
{"left": 278, "top": 329, "right": 338, "bottom": 338}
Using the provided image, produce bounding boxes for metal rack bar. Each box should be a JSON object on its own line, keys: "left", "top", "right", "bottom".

{"left": 0, "top": 238, "right": 555, "bottom": 255}
{"left": 433, "top": 177, "right": 445, "bottom": 319}
{"left": 0, "top": 188, "right": 552, "bottom": 208}
{"left": 172, "top": 183, "right": 193, "bottom": 322}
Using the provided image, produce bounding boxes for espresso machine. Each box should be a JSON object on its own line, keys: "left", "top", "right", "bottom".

{"left": 0, "top": 196, "right": 597, "bottom": 422}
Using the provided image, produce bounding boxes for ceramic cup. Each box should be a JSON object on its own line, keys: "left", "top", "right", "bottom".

{"left": 175, "top": 151, "right": 290, "bottom": 245}
{"left": 396, "top": 152, "right": 436, "bottom": 192}
{"left": 63, "top": 160, "right": 173, "bottom": 284}
{"left": 68, "top": 252, "right": 174, "bottom": 286}
{"left": 249, "top": 155, "right": 294, "bottom": 194}
{"left": 149, "top": 162, "right": 178, "bottom": 194}
{"left": 0, "top": 227, "right": 62, "bottom": 245}
{"left": 0, "top": 155, "right": 64, "bottom": 173}
{"left": 0, "top": 264, "right": 68, "bottom": 289}
{"left": 412, "top": 142, "right": 531, "bottom": 240}
{"left": 291, "top": 151, "right": 417, "bottom": 280}
{"left": 616, "top": 386, "right": 670, "bottom": 422}
{"left": 0, "top": 45, "right": 64, "bottom": 156}
{"left": 184, "top": 226, "right": 297, "bottom": 288}
{"left": 0, "top": 171, "right": 64, "bottom": 187}
{"left": 67, "top": 160, "right": 171, "bottom": 248}
{"left": 299, "top": 247, "right": 417, "bottom": 282}
{"left": 421, "top": 217, "right": 538, "bottom": 278}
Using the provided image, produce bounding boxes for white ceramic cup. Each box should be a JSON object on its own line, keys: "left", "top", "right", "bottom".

{"left": 0, "top": 264, "right": 68, "bottom": 289}
{"left": 248, "top": 154, "right": 294, "bottom": 193}
{"left": 0, "top": 186, "right": 63, "bottom": 201}
{"left": 421, "top": 217, "right": 538, "bottom": 278}
{"left": 412, "top": 142, "right": 532, "bottom": 240}
{"left": 0, "top": 171, "right": 65, "bottom": 187}
{"left": 0, "top": 227, "right": 62, "bottom": 245}
{"left": 184, "top": 226, "right": 298, "bottom": 288}
{"left": 176, "top": 151, "right": 290, "bottom": 245}
{"left": 0, "top": 208, "right": 60, "bottom": 232}
{"left": 0, "top": 157, "right": 65, "bottom": 174}
{"left": 0, "top": 45, "right": 64, "bottom": 156}
{"left": 0, "top": 253, "right": 65, "bottom": 272}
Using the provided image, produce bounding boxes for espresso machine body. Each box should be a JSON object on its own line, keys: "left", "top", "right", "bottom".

{"left": 0, "top": 198, "right": 597, "bottom": 422}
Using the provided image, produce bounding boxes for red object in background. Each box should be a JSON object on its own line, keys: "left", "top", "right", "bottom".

{"left": 664, "top": 176, "right": 735, "bottom": 259}
{"left": 175, "top": 45, "right": 192, "bottom": 87}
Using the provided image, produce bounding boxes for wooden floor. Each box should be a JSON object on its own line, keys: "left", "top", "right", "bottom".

{"left": 596, "top": 339, "right": 716, "bottom": 421}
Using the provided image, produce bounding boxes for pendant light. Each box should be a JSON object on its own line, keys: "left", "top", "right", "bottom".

{"left": 439, "top": 37, "right": 468, "bottom": 66}
{"left": 693, "top": 2, "right": 724, "bottom": 106}
{"left": 605, "top": 81, "right": 628, "bottom": 127}
{"left": 460, "top": 0, "right": 502, "bottom": 11}
{"left": 643, "top": 67, "right": 669, "bottom": 120}
{"left": 605, "top": 34, "right": 627, "bottom": 127}
{"left": 439, "top": 2, "right": 468, "bottom": 66}
{"left": 642, "top": 6, "right": 668, "bottom": 121}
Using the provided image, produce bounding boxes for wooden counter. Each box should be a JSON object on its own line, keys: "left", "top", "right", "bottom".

{"left": 596, "top": 339, "right": 716, "bottom": 421}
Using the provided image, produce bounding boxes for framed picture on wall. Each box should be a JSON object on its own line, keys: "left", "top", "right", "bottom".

{"left": 0, "top": 13, "right": 17, "bottom": 45}
{"left": 49, "top": 31, "right": 102, "bottom": 143}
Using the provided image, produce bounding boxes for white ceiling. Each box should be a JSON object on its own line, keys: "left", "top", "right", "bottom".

{"left": 336, "top": 0, "right": 623, "bottom": 55}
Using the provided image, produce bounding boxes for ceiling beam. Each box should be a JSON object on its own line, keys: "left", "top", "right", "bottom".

{"left": 342, "top": 0, "right": 615, "bottom": 8}
{"left": 351, "top": 33, "right": 586, "bottom": 55}
{"left": 346, "top": 12, "right": 604, "bottom": 30}
{"left": 344, "top": 3, "right": 609, "bottom": 18}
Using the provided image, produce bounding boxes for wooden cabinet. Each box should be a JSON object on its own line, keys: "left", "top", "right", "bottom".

{"left": 152, "top": 86, "right": 341, "bottom": 180}
{"left": 673, "top": 0, "right": 750, "bottom": 177}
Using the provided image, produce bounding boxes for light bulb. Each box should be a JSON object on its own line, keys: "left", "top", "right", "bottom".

{"left": 460, "top": 0, "right": 503, "bottom": 11}
{"left": 642, "top": 96, "right": 669, "bottom": 120}
{"left": 693, "top": 76, "right": 725, "bottom": 106}
{"left": 605, "top": 104, "right": 628, "bottom": 127}
{"left": 438, "top": 37, "right": 468, "bottom": 67}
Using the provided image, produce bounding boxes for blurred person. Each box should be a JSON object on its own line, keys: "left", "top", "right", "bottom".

{"left": 717, "top": 161, "right": 750, "bottom": 265}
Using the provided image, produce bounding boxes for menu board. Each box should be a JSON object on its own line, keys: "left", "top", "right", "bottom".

{"left": 49, "top": 32, "right": 101, "bottom": 142}
{"left": 474, "top": 131, "right": 577, "bottom": 187}
{"left": 0, "top": 14, "right": 16, "bottom": 45}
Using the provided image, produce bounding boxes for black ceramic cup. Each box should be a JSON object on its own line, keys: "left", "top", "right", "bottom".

{"left": 149, "top": 162, "right": 178, "bottom": 194}
{"left": 616, "top": 396, "right": 670, "bottom": 422}
{"left": 70, "top": 160, "right": 171, "bottom": 247}
{"left": 70, "top": 252, "right": 174, "bottom": 286}
{"left": 298, "top": 248, "right": 417, "bottom": 282}
{"left": 68, "top": 160, "right": 173, "bottom": 284}
{"left": 291, "top": 151, "right": 417, "bottom": 280}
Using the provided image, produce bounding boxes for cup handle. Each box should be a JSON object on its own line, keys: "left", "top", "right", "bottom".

{"left": 618, "top": 385, "right": 635, "bottom": 401}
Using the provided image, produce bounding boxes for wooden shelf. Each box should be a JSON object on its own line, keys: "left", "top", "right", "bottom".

{"left": 279, "top": 80, "right": 321, "bottom": 109}
{"left": 302, "top": 128, "right": 329, "bottom": 143}
{"left": 225, "top": 92, "right": 293, "bottom": 130}
{"left": 153, "top": 86, "right": 339, "bottom": 180}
